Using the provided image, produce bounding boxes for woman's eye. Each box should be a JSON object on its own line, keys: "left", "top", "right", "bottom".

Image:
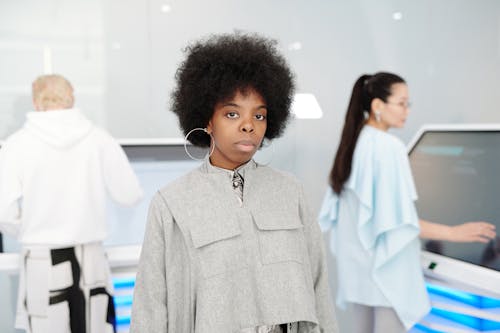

{"left": 255, "top": 114, "right": 266, "bottom": 121}
{"left": 226, "top": 112, "right": 239, "bottom": 119}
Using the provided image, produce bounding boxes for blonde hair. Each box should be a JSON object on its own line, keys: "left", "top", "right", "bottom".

{"left": 32, "top": 74, "right": 74, "bottom": 111}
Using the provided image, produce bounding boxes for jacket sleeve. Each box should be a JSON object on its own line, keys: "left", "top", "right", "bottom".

{"left": 130, "top": 193, "right": 169, "bottom": 332}
{"left": 299, "top": 186, "right": 339, "bottom": 333}
{"left": 100, "top": 134, "right": 143, "bottom": 206}
{"left": 0, "top": 141, "right": 22, "bottom": 235}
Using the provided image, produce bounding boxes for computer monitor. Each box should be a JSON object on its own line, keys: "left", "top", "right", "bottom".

{"left": 106, "top": 139, "right": 202, "bottom": 246}
{"left": 0, "top": 139, "right": 204, "bottom": 252}
{"left": 408, "top": 125, "right": 500, "bottom": 297}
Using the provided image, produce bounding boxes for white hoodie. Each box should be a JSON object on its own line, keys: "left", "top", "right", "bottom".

{"left": 0, "top": 108, "right": 143, "bottom": 247}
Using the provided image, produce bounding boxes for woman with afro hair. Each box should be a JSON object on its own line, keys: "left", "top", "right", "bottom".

{"left": 130, "top": 33, "right": 338, "bottom": 333}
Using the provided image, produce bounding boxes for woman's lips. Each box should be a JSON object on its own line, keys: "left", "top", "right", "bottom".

{"left": 235, "top": 140, "right": 256, "bottom": 152}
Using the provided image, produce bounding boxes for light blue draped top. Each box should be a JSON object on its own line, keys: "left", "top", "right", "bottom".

{"left": 319, "top": 125, "right": 431, "bottom": 329}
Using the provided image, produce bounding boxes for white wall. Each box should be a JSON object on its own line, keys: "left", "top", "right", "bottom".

{"left": 1, "top": 1, "right": 500, "bottom": 332}
{"left": 2, "top": 0, "right": 500, "bottom": 211}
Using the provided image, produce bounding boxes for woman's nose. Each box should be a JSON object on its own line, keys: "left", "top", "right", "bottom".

{"left": 241, "top": 119, "right": 254, "bottom": 133}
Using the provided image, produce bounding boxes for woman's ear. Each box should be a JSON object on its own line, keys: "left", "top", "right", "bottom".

{"left": 371, "top": 98, "right": 385, "bottom": 113}
{"left": 205, "top": 121, "right": 212, "bottom": 135}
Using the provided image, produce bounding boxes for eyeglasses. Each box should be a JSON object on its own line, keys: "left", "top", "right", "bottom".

{"left": 386, "top": 101, "right": 412, "bottom": 109}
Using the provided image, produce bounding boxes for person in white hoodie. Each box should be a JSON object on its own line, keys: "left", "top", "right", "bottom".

{"left": 0, "top": 74, "right": 143, "bottom": 333}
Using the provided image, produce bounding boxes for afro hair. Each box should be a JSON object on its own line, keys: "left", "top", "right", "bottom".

{"left": 171, "top": 32, "right": 295, "bottom": 147}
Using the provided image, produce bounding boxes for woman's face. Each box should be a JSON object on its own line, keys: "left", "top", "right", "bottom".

{"left": 206, "top": 88, "right": 267, "bottom": 170}
{"left": 379, "top": 83, "right": 410, "bottom": 129}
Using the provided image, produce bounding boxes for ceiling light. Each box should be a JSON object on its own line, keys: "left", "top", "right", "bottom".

{"left": 292, "top": 93, "right": 323, "bottom": 119}
{"left": 161, "top": 4, "right": 171, "bottom": 13}
{"left": 392, "top": 12, "right": 403, "bottom": 20}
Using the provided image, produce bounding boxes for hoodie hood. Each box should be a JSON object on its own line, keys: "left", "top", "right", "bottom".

{"left": 23, "top": 108, "right": 94, "bottom": 149}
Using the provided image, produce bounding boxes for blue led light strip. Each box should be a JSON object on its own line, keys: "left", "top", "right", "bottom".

{"left": 412, "top": 323, "right": 446, "bottom": 333}
{"left": 426, "top": 283, "right": 500, "bottom": 309}
{"left": 431, "top": 307, "right": 500, "bottom": 331}
{"left": 112, "top": 276, "right": 135, "bottom": 329}
{"left": 116, "top": 315, "right": 131, "bottom": 326}
{"left": 114, "top": 295, "right": 133, "bottom": 307}
{"left": 113, "top": 277, "right": 136, "bottom": 289}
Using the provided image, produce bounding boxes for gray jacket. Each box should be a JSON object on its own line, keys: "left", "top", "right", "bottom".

{"left": 130, "top": 160, "right": 338, "bottom": 333}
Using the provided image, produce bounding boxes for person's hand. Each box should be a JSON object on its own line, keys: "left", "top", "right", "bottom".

{"left": 449, "top": 222, "right": 496, "bottom": 243}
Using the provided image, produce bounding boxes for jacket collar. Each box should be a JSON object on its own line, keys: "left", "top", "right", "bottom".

{"left": 201, "top": 157, "right": 257, "bottom": 180}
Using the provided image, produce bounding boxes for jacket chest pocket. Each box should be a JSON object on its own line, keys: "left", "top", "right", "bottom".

{"left": 253, "top": 212, "right": 305, "bottom": 265}
{"left": 190, "top": 217, "right": 247, "bottom": 279}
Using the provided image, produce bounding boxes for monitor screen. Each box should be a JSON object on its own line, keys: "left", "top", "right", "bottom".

{"left": 106, "top": 144, "right": 201, "bottom": 246}
{"left": 409, "top": 130, "right": 500, "bottom": 272}
{"left": 0, "top": 143, "right": 202, "bottom": 251}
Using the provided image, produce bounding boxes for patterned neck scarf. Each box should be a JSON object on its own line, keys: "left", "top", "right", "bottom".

{"left": 232, "top": 170, "right": 244, "bottom": 205}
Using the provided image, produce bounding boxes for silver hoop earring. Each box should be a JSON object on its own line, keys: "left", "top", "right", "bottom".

{"left": 254, "top": 139, "right": 275, "bottom": 166}
{"left": 374, "top": 110, "right": 381, "bottom": 122}
{"left": 184, "top": 127, "right": 215, "bottom": 161}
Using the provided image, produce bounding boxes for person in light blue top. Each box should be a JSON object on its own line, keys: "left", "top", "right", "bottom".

{"left": 319, "top": 72, "right": 496, "bottom": 333}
